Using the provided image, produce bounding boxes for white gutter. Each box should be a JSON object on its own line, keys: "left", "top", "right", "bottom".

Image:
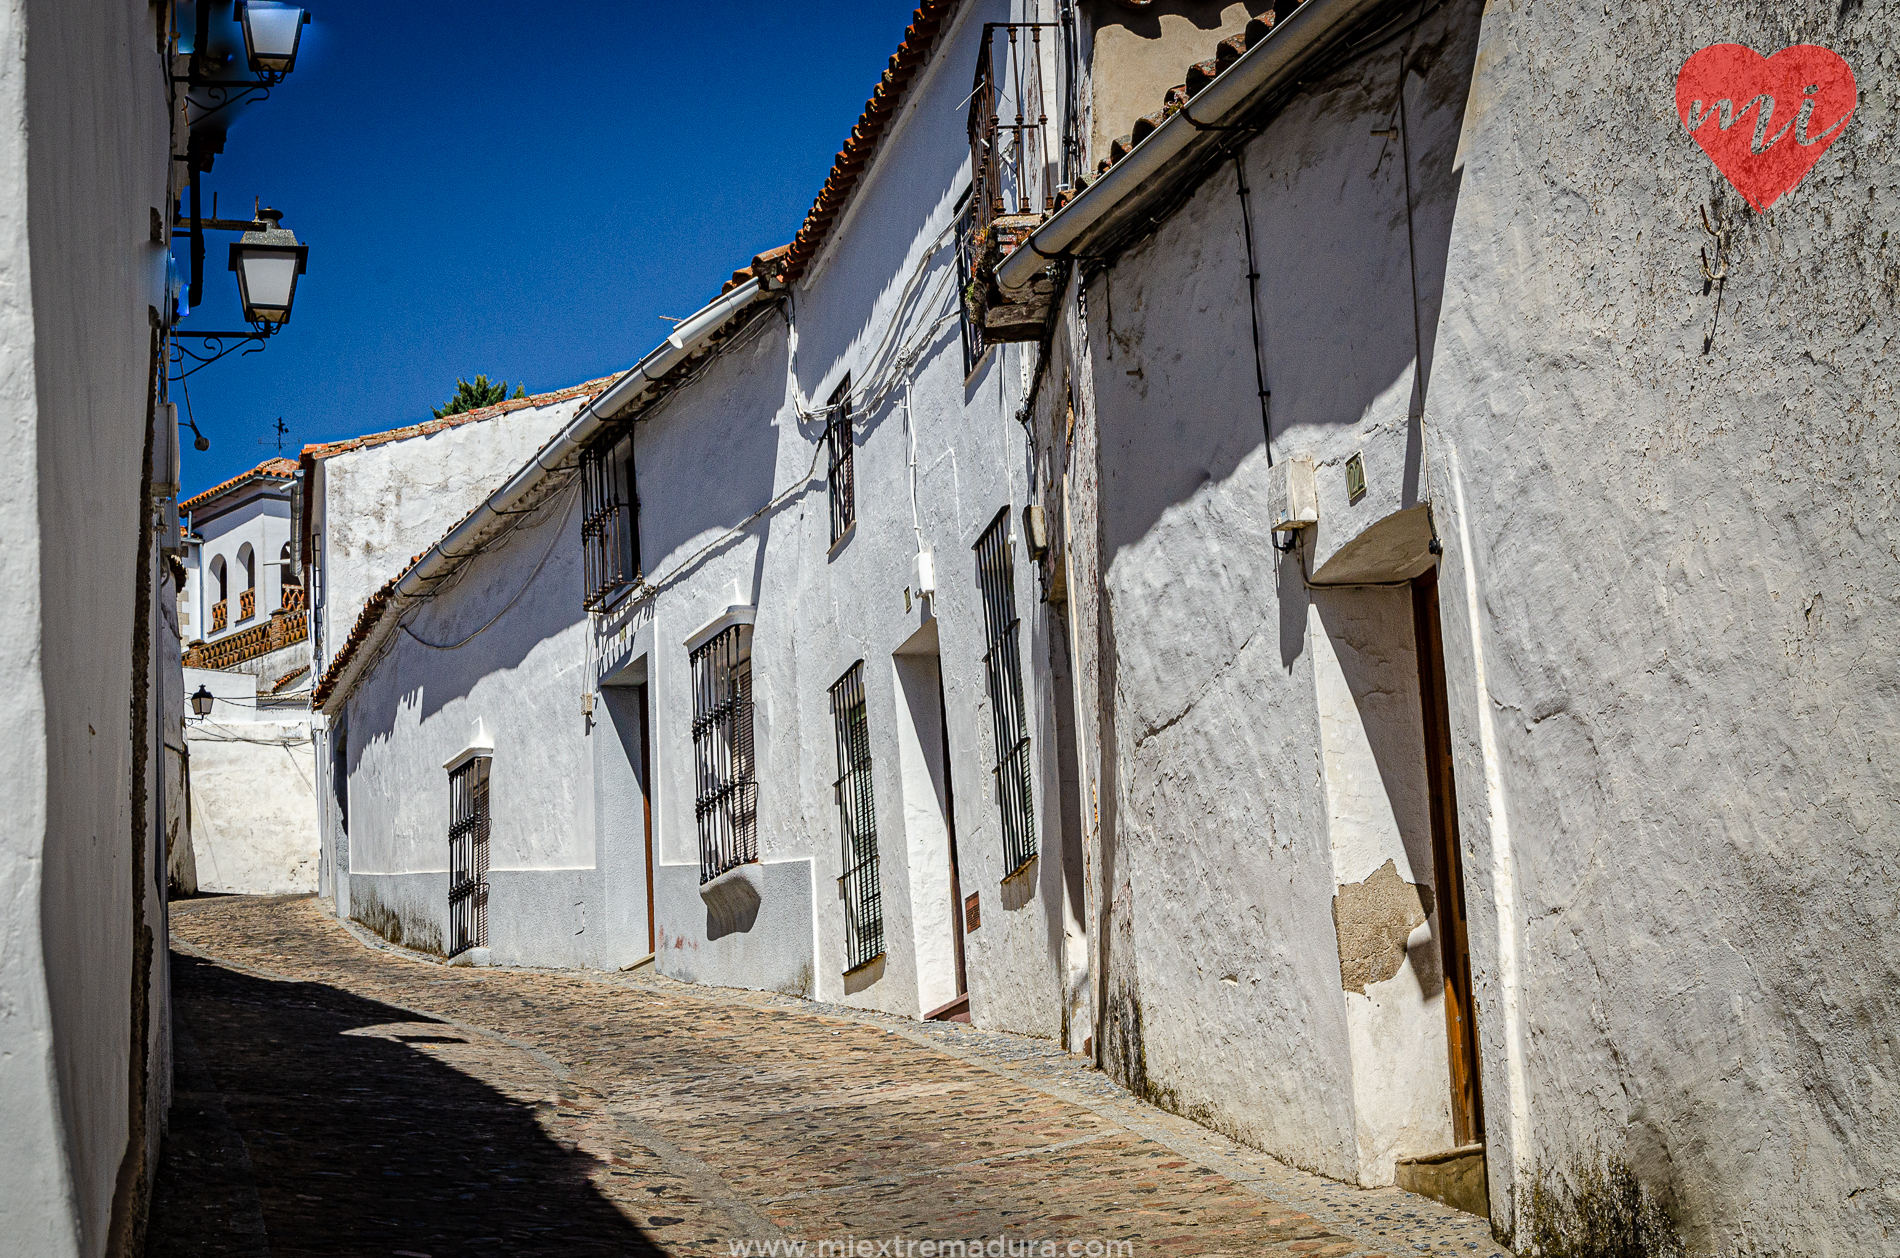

{"left": 995, "top": 0, "right": 1389, "bottom": 294}
{"left": 317, "top": 276, "right": 768, "bottom": 712}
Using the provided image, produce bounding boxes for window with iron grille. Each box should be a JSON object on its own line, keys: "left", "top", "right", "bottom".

{"left": 975, "top": 509, "right": 1036, "bottom": 874}
{"left": 447, "top": 756, "right": 490, "bottom": 958}
{"left": 829, "top": 661, "right": 883, "bottom": 971}
{"left": 580, "top": 424, "right": 641, "bottom": 610}
{"left": 825, "top": 377, "right": 855, "bottom": 544}
{"left": 691, "top": 625, "right": 757, "bottom": 883}
{"left": 954, "top": 199, "right": 988, "bottom": 377}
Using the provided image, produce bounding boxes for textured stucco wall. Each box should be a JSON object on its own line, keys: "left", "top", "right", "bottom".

{"left": 0, "top": 1, "right": 173, "bottom": 1253}
{"left": 1416, "top": 1, "right": 1900, "bottom": 1248}
{"left": 183, "top": 721, "right": 319, "bottom": 895}
{"left": 1063, "top": 0, "right": 1899, "bottom": 1249}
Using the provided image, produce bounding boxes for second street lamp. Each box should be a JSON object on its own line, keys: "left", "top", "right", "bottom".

{"left": 228, "top": 209, "right": 307, "bottom": 326}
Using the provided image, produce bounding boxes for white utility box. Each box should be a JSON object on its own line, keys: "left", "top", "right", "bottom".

{"left": 1267, "top": 458, "right": 1319, "bottom": 531}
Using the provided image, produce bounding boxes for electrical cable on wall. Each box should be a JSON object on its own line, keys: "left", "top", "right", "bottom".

{"left": 398, "top": 484, "right": 579, "bottom": 650}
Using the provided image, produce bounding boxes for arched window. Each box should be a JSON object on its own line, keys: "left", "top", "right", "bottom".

{"left": 237, "top": 543, "right": 256, "bottom": 590}
{"left": 211, "top": 555, "right": 228, "bottom": 602}
{"left": 279, "top": 541, "right": 299, "bottom": 588}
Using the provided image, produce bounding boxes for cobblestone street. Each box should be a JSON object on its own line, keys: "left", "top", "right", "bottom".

{"left": 152, "top": 895, "right": 1508, "bottom": 1258}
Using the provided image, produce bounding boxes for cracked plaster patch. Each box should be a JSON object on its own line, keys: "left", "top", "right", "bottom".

{"left": 1331, "top": 858, "right": 1430, "bottom": 994}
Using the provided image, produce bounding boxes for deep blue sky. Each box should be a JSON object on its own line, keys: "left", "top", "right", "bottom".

{"left": 177, "top": 1, "right": 920, "bottom": 495}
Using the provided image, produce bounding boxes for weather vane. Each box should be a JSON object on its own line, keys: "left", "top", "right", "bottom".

{"left": 259, "top": 416, "right": 290, "bottom": 453}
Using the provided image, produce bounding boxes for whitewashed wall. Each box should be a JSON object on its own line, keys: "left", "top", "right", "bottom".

{"left": 1061, "top": 0, "right": 1900, "bottom": 1250}
{"left": 0, "top": 0, "right": 173, "bottom": 1252}
{"left": 1064, "top": 0, "right": 1476, "bottom": 1188}
{"left": 1417, "top": 3, "right": 1900, "bottom": 1250}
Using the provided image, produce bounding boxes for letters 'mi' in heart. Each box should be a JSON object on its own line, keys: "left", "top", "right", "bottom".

{"left": 1677, "top": 44, "right": 1857, "bottom": 212}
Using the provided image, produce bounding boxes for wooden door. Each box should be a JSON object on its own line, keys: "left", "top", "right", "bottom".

{"left": 1412, "top": 569, "right": 1484, "bottom": 1146}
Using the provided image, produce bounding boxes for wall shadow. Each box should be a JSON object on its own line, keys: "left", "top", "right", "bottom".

{"left": 148, "top": 951, "right": 662, "bottom": 1256}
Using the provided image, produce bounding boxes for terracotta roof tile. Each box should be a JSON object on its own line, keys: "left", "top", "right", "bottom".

{"left": 180, "top": 457, "right": 299, "bottom": 513}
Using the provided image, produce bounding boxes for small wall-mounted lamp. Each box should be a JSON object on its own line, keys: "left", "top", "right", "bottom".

{"left": 190, "top": 684, "right": 215, "bottom": 718}
{"left": 237, "top": 3, "right": 311, "bottom": 78}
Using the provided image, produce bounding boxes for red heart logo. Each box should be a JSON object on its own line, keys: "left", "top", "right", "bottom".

{"left": 1677, "top": 44, "right": 1857, "bottom": 212}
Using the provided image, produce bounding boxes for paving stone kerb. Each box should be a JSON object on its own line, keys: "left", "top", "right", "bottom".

{"left": 155, "top": 895, "right": 1508, "bottom": 1257}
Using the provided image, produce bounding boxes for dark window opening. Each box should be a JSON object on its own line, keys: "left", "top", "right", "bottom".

{"left": 976, "top": 509, "right": 1035, "bottom": 874}
{"left": 955, "top": 199, "right": 987, "bottom": 377}
{"left": 830, "top": 661, "right": 883, "bottom": 971}
{"left": 825, "top": 376, "right": 855, "bottom": 545}
{"left": 447, "top": 755, "right": 490, "bottom": 958}
{"left": 581, "top": 424, "right": 641, "bottom": 610}
{"left": 692, "top": 624, "right": 757, "bottom": 883}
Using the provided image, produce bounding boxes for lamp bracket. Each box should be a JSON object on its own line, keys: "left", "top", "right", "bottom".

{"left": 169, "top": 325, "right": 277, "bottom": 381}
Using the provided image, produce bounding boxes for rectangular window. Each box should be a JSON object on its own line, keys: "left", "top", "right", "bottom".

{"left": 581, "top": 424, "right": 641, "bottom": 609}
{"left": 976, "top": 509, "right": 1036, "bottom": 874}
{"left": 825, "top": 377, "right": 855, "bottom": 544}
{"left": 830, "top": 661, "right": 883, "bottom": 971}
{"left": 691, "top": 625, "right": 757, "bottom": 883}
{"left": 447, "top": 755, "right": 490, "bottom": 958}
{"left": 955, "top": 199, "right": 988, "bottom": 377}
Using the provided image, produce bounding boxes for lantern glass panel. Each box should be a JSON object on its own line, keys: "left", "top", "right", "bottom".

{"left": 241, "top": 4, "right": 305, "bottom": 74}
{"left": 236, "top": 249, "right": 300, "bottom": 322}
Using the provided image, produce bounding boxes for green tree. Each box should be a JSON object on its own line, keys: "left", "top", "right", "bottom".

{"left": 433, "top": 374, "right": 527, "bottom": 418}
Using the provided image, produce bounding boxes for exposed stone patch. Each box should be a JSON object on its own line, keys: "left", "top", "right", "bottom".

{"left": 1331, "top": 858, "right": 1430, "bottom": 994}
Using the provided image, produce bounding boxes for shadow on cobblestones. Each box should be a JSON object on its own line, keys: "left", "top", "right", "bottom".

{"left": 148, "top": 950, "right": 661, "bottom": 1257}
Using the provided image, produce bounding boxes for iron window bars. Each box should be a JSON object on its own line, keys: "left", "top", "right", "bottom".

{"left": 825, "top": 377, "right": 856, "bottom": 545}
{"left": 447, "top": 755, "right": 490, "bottom": 959}
{"left": 830, "top": 662, "right": 884, "bottom": 971}
{"left": 581, "top": 424, "right": 641, "bottom": 610}
{"left": 692, "top": 624, "right": 758, "bottom": 883}
{"left": 955, "top": 198, "right": 988, "bottom": 376}
{"left": 976, "top": 509, "right": 1037, "bottom": 875}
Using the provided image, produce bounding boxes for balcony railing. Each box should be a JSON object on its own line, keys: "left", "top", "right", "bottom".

{"left": 211, "top": 599, "right": 227, "bottom": 633}
{"left": 239, "top": 588, "right": 256, "bottom": 622}
{"left": 183, "top": 609, "right": 308, "bottom": 672}
{"left": 281, "top": 583, "right": 306, "bottom": 612}
{"left": 968, "top": 22, "right": 1056, "bottom": 233}
{"left": 961, "top": 23, "right": 1061, "bottom": 349}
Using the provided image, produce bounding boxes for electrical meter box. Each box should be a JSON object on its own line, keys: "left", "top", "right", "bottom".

{"left": 1267, "top": 458, "right": 1319, "bottom": 532}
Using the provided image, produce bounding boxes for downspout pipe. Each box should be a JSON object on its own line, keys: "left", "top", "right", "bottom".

{"left": 994, "top": 0, "right": 1390, "bottom": 295}
{"left": 320, "top": 277, "right": 767, "bottom": 708}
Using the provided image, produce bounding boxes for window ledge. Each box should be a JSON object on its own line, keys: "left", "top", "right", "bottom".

{"left": 828, "top": 519, "right": 857, "bottom": 559}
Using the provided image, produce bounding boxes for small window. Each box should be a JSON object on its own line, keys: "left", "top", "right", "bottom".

{"left": 447, "top": 755, "right": 490, "bottom": 958}
{"left": 825, "top": 377, "right": 855, "bottom": 545}
{"left": 955, "top": 199, "right": 989, "bottom": 377}
{"left": 691, "top": 624, "right": 757, "bottom": 883}
{"left": 975, "top": 509, "right": 1035, "bottom": 874}
{"left": 580, "top": 424, "right": 641, "bottom": 609}
{"left": 829, "top": 661, "right": 883, "bottom": 971}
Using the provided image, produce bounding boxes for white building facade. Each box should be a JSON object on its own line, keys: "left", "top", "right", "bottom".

{"left": 179, "top": 458, "right": 300, "bottom": 647}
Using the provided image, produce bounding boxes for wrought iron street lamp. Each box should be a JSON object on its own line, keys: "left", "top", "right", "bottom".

{"left": 171, "top": 206, "right": 310, "bottom": 380}
{"left": 190, "top": 685, "right": 215, "bottom": 718}
{"left": 236, "top": 3, "right": 310, "bottom": 78}
{"left": 228, "top": 209, "right": 307, "bottom": 325}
